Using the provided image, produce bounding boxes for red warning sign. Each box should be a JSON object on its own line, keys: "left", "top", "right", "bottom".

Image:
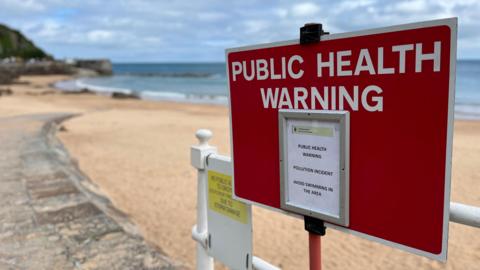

{"left": 226, "top": 18, "right": 457, "bottom": 260}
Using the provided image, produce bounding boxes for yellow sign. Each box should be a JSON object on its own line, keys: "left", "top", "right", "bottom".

{"left": 208, "top": 170, "right": 248, "bottom": 224}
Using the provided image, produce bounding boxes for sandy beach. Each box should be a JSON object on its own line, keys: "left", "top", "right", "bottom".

{"left": 1, "top": 75, "right": 479, "bottom": 269}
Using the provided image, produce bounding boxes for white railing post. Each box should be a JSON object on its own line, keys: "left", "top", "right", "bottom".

{"left": 191, "top": 129, "right": 217, "bottom": 270}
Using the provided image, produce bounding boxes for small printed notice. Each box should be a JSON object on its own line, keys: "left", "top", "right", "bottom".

{"left": 286, "top": 119, "right": 341, "bottom": 218}
{"left": 208, "top": 170, "right": 248, "bottom": 224}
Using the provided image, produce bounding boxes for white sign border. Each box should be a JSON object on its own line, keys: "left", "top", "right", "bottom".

{"left": 225, "top": 17, "right": 457, "bottom": 262}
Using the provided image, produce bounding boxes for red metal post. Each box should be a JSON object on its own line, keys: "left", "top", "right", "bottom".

{"left": 309, "top": 232, "right": 322, "bottom": 270}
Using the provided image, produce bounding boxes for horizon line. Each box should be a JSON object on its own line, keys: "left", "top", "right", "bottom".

{"left": 111, "top": 58, "right": 480, "bottom": 64}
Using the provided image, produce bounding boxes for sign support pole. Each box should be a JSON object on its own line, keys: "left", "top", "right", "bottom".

{"left": 305, "top": 216, "right": 326, "bottom": 270}
{"left": 299, "top": 22, "right": 329, "bottom": 270}
{"left": 309, "top": 233, "right": 322, "bottom": 270}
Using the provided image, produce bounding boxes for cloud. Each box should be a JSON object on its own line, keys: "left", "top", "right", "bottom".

{"left": 0, "top": 0, "right": 45, "bottom": 13}
{"left": 197, "top": 11, "right": 228, "bottom": 22}
{"left": 391, "top": 0, "right": 428, "bottom": 13}
{"left": 35, "top": 20, "right": 62, "bottom": 39}
{"left": 86, "top": 30, "right": 115, "bottom": 43}
{"left": 244, "top": 20, "right": 269, "bottom": 34}
{"left": 291, "top": 2, "right": 320, "bottom": 17}
{"left": 0, "top": 0, "right": 478, "bottom": 61}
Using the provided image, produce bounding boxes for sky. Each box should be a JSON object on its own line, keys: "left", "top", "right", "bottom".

{"left": 0, "top": 0, "right": 479, "bottom": 62}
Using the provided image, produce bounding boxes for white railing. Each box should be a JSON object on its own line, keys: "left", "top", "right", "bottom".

{"left": 450, "top": 202, "right": 480, "bottom": 228}
{"left": 191, "top": 129, "right": 480, "bottom": 270}
{"left": 252, "top": 256, "right": 281, "bottom": 270}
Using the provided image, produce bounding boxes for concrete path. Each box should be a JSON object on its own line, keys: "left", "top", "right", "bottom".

{"left": 0, "top": 113, "right": 185, "bottom": 270}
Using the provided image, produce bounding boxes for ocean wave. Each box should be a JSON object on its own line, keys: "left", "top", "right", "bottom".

{"left": 54, "top": 79, "right": 480, "bottom": 118}
{"left": 75, "top": 80, "right": 132, "bottom": 94}
{"left": 54, "top": 78, "right": 228, "bottom": 105}
{"left": 53, "top": 79, "right": 131, "bottom": 94}
{"left": 140, "top": 90, "right": 228, "bottom": 104}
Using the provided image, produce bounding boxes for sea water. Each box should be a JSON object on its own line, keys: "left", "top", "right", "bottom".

{"left": 55, "top": 61, "right": 480, "bottom": 119}
{"left": 455, "top": 60, "right": 480, "bottom": 119}
{"left": 55, "top": 63, "right": 228, "bottom": 104}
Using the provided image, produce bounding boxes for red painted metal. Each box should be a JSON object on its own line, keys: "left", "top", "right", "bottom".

{"left": 227, "top": 22, "right": 454, "bottom": 257}
{"left": 309, "top": 233, "right": 322, "bottom": 270}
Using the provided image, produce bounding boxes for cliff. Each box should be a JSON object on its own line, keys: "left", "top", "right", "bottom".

{"left": 0, "top": 24, "right": 51, "bottom": 60}
{"left": 0, "top": 24, "right": 113, "bottom": 84}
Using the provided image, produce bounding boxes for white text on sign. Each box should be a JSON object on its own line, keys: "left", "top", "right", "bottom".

{"left": 230, "top": 41, "right": 442, "bottom": 112}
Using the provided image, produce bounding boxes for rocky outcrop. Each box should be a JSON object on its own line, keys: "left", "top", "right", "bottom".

{"left": 0, "top": 63, "right": 20, "bottom": 84}
{"left": 0, "top": 87, "right": 12, "bottom": 96}
{"left": 111, "top": 91, "right": 140, "bottom": 99}
{"left": 21, "top": 61, "right": 75, "bottom": 75}
{"left": 0, "top": 61, "right": 74, "bottom": 84}
{"left": 74, "top": 59, "right": 112, "bottom": 75}
{"left": 0, "top": 60, "right": 113, "bottom": 80}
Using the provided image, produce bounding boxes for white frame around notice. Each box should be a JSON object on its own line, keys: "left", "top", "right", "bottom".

{"left": 225, "top": 17, "right": 457, "bottom": 261}
{"left": 278, "top": 110, "right": 350, "bottom": 226}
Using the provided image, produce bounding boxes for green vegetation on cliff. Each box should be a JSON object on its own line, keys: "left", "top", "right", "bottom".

{"left": 0, "top": 24, "right": 52, "bottom": 60}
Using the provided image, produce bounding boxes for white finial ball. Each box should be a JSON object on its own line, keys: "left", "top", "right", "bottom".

{"left": 196, "top": 129, "right": 212, "bottom": 145}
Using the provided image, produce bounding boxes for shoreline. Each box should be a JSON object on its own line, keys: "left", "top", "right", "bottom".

{"left": 53, "top": 75, "right": 480, "bottom": 120}
{"left": 1, "top": 75, "right": 480, "bottom": 269}
{"left": 54, "top": 76, "right": 230, "bottom": 106}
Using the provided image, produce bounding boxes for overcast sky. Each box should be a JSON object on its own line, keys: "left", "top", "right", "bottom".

{"left": 1, "top": 0, "right": 478, "bottom": 62}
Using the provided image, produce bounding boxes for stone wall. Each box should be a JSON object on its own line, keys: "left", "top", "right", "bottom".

{"left": 74, "top": 59, "right": 112, "bottom": 75}
{"left": 0, "top": 59, "right": 113, "bottom": 84}
{"left": 0, "top": 63, "right": 20, "bottom": 84}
